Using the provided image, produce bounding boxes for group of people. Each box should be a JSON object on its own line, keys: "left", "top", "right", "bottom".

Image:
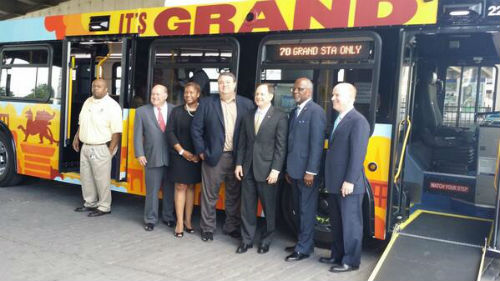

{"left": 72, "top": 72, "right": 370, "bottom": 274}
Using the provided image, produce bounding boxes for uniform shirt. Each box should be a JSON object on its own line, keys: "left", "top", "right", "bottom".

{"left": 221, "top": 97, "right": 237, "bottom": 152}
{"left": 78, "top": 94, "right": 123, "bottom": 144}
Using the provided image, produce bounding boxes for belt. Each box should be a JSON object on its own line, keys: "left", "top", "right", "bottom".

{"left": 83, "top": 143, "right": 108, "bottom": 146}
{"left": 223, "top": 151, "right": 233, "bottom": 154}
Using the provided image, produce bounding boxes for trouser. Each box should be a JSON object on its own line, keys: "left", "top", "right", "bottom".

{"left": 80, "top": 144, "right": 112, "bottom": 212}
{"left": 241, "top": 168, "right": 277, "bottom": 246}
{"left": 290, "top": 177, "right": 318, "bottom": 255}
{"left": 200, "top": 152, "right": 241, "bottom": 233}
{"left": 144, "top": 166, "right": 175, "bottom": 224}
{"left": 329, "top": 193, "right": 364, "bottom": 267}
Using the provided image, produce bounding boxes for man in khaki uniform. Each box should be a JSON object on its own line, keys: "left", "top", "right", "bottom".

{"left": 73, "top": 78, "right": 123, "bottom": 217}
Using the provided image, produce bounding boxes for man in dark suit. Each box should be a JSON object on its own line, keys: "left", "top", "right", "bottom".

{"left": 285, "top": 77, "right": 326, "bottom": 262}
{"left": 133, "top": 84, "right": 175, "bottom": 231}
{"left": 191, "top": 72, "right": 254, "bottom": 242}
{"left": 320, "top": 83, "right": 370, "bottom": 273}
{"left": 234, "top": 83, "right": 288, "bottom": 254}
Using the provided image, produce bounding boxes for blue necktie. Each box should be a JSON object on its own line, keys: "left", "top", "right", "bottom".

{"left": 329, "top": 116, "right": 341, "bottom": 144}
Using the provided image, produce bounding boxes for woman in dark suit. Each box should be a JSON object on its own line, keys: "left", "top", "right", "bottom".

{"left": 166, "top": 82, "right": 202, "bottom": 237}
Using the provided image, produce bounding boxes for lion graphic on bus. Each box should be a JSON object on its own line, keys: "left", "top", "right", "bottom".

{"left": 17, "top": 109, "right": 58, "bottom": 145}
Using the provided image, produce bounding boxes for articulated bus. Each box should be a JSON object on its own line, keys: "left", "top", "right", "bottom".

{"left": 0, "top": 0, "right": 499, "bottom": 246}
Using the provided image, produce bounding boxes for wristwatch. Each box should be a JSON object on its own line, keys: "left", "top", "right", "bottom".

{"left": 178, "top": 149, "right": 184, "bottom": 155}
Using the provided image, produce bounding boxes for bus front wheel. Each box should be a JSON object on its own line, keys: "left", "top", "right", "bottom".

{"left": 0, "top": 132, "right": 22, "bottom": 187}
{"left": 280, "top": 181, "right": 334, "bottom": 248}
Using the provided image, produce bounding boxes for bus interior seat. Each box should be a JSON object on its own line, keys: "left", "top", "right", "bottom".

{"left": 415, "top": 69, "right": 476, "bottom": 174}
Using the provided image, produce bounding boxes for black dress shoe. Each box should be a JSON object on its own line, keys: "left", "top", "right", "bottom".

{"left": 285, "top": 251, "right": 309, "bottom": 262}
{"left": 236, "top": 243, "right": 252, "bottom": 253}
{"left": 74, "top": 206, "right": 97, "bottom": 212}
{"left": 144, "top": 223, "right": 154, "bottom": 231}
{"left": 319, "top": 257, "right": 342, "bottom": 265}
{"left": 174, "top": 231, "right": 184, "bottom": 238}
{"left": 163, "top": 220, "right": 175, "bottom": 228}
{"left": 284, "top": 245, "right": 296, "bottom": 252}
{"left": 224, "top": 230, "right": 242, "bottom": 239}
{"left": 201, "top": 231, "right": 213, "bottom": 242}
{"left": 257, "top": 244, "right": 269, "bottom": 254}
{"left": 88, "top": 209, "right": 111, "bottom": 217}
{"left": 329, "top": 264, "right": 359, "bottom": 273}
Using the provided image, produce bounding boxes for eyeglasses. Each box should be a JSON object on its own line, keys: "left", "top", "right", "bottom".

{"left": 290, "top": 87, "right": 306, "bottom": 93}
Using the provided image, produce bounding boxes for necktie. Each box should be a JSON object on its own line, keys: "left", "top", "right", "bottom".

{"left": 157, "top": 107, "right": 166, "bottom": 132}
{"left": 329, "top": 116, "right": 341, "bottom": 144}
{"left": 255, "top": 112, "right": 262, "bottom": 135}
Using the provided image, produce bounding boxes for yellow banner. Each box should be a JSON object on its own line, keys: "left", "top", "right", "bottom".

{"left": 45, "top": 0, "right": 439, "bottom": 39}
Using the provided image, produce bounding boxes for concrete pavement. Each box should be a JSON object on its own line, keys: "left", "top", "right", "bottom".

{"left": 0, "top": 179, "right": 384, "bottom": 281}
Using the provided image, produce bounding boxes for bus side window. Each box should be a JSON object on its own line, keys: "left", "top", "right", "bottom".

{"left": 0, "top": 47, "right": 52, "bottom": 102}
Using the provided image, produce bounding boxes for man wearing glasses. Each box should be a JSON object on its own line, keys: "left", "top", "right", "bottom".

{"left": 284, "top": 77, "right": 326, "bottom": 262}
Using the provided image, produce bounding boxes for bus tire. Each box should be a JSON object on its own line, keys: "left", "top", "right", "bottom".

{"left": 280, "top": 181, "right": 375, "bottom": 249}
{"left": 0, "top": 132, "right": 22, "bottom": 187}
{"left": 280, "top": 181, "right": 299, "bottom": 235}
{"left": 280, "top": 181, "right": 333, "bottom": 249}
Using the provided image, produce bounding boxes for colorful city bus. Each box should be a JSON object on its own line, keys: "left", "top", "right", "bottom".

{"left": 0, "top": 0, "right": 499, "bottom": 246}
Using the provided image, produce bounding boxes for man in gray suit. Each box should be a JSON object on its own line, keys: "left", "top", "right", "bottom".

{"left": 134, "top": 84, "right": 175, "bottom": 231}
{"left": 235, "top": 83, "right": 288, "bottom": 254}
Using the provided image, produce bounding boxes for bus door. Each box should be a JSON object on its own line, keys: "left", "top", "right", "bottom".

{"left": 397, "top": 27, "right": 500, "bottom": 218}
{"left": 256, "top": 31, "right": 382, "bottom": 243}
{"left": 59, "top": 37, "right": 134, "bottom": 181}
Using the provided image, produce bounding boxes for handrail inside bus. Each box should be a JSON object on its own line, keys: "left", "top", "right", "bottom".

{"left": 394, "top": 117, "right": 412, "bottom": 184}
{"left": 66, "top": 56, "right": 75, "bottom": 141}
{"left": 96, "top": 52, "right": 111, "bottom": 79}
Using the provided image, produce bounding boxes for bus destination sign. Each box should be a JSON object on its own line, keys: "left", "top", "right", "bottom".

{"left": 276, "top": 42, "right": 372, "bottom": 61}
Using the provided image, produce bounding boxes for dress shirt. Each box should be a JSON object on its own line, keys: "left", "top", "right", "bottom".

{"left": 154, "top": 102, "right": 168, "bottom": 128}
{"left": 296, "top": 98, "right": 312, "bottom": 117}
{"left": 221, "top": 97, "right": 237, "bottom": 152}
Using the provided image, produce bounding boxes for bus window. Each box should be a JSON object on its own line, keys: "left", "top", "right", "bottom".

{"left": 150, "top": 37, "right": 239, "bottom": 105}
{"left": 112, "top": 62, "right": 121, "bottom": 96}
{"left": 444, "top": 65, "right": 498, "bottom": 128}
{"left": 0, "top": 47, "right": 51, "bottom": 101}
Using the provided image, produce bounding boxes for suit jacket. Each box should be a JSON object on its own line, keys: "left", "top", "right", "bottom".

{"left": 236, "top": 106, "right": 288, "bottom": 182}
{"left": 191, "top": 94, "right": 255, "bottom": 167}
{"left": 133, "top": 103, "right": 174, "bottom": 168}
{"left": 286, "top": 100, "right": 326, "bottom": 179}
{"left": 325, "top": 109, "right": 370, "bottom": 194}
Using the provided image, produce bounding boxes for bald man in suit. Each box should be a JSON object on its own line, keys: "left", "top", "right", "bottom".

{"left": 321, "top": 83, "right": 370, "bottom": 273}
{"left": 134, "top": 84, "right": 176, "bottom": 231}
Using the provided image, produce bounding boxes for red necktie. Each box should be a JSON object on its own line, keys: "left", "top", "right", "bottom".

{"left": 157, "top": 107, "right": 166, "bottom": 132}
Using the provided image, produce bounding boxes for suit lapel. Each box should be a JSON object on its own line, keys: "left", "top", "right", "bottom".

{"left": 235, "top": 96, "right": 245, "bottom": 127}
{"left": 296, "top": 100, "right": 310, "bottom": 119}
{"left": 256, "top": 106, "right": 274, "bottom": 137}
{"left": 149, "top": 104, "right": 162, "bottom": 131}
{"left": 332, "top": 109, "right": 355, "bottom": 139}
{"left": 214, "top": 97, "right": 224, "bottom": 127}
